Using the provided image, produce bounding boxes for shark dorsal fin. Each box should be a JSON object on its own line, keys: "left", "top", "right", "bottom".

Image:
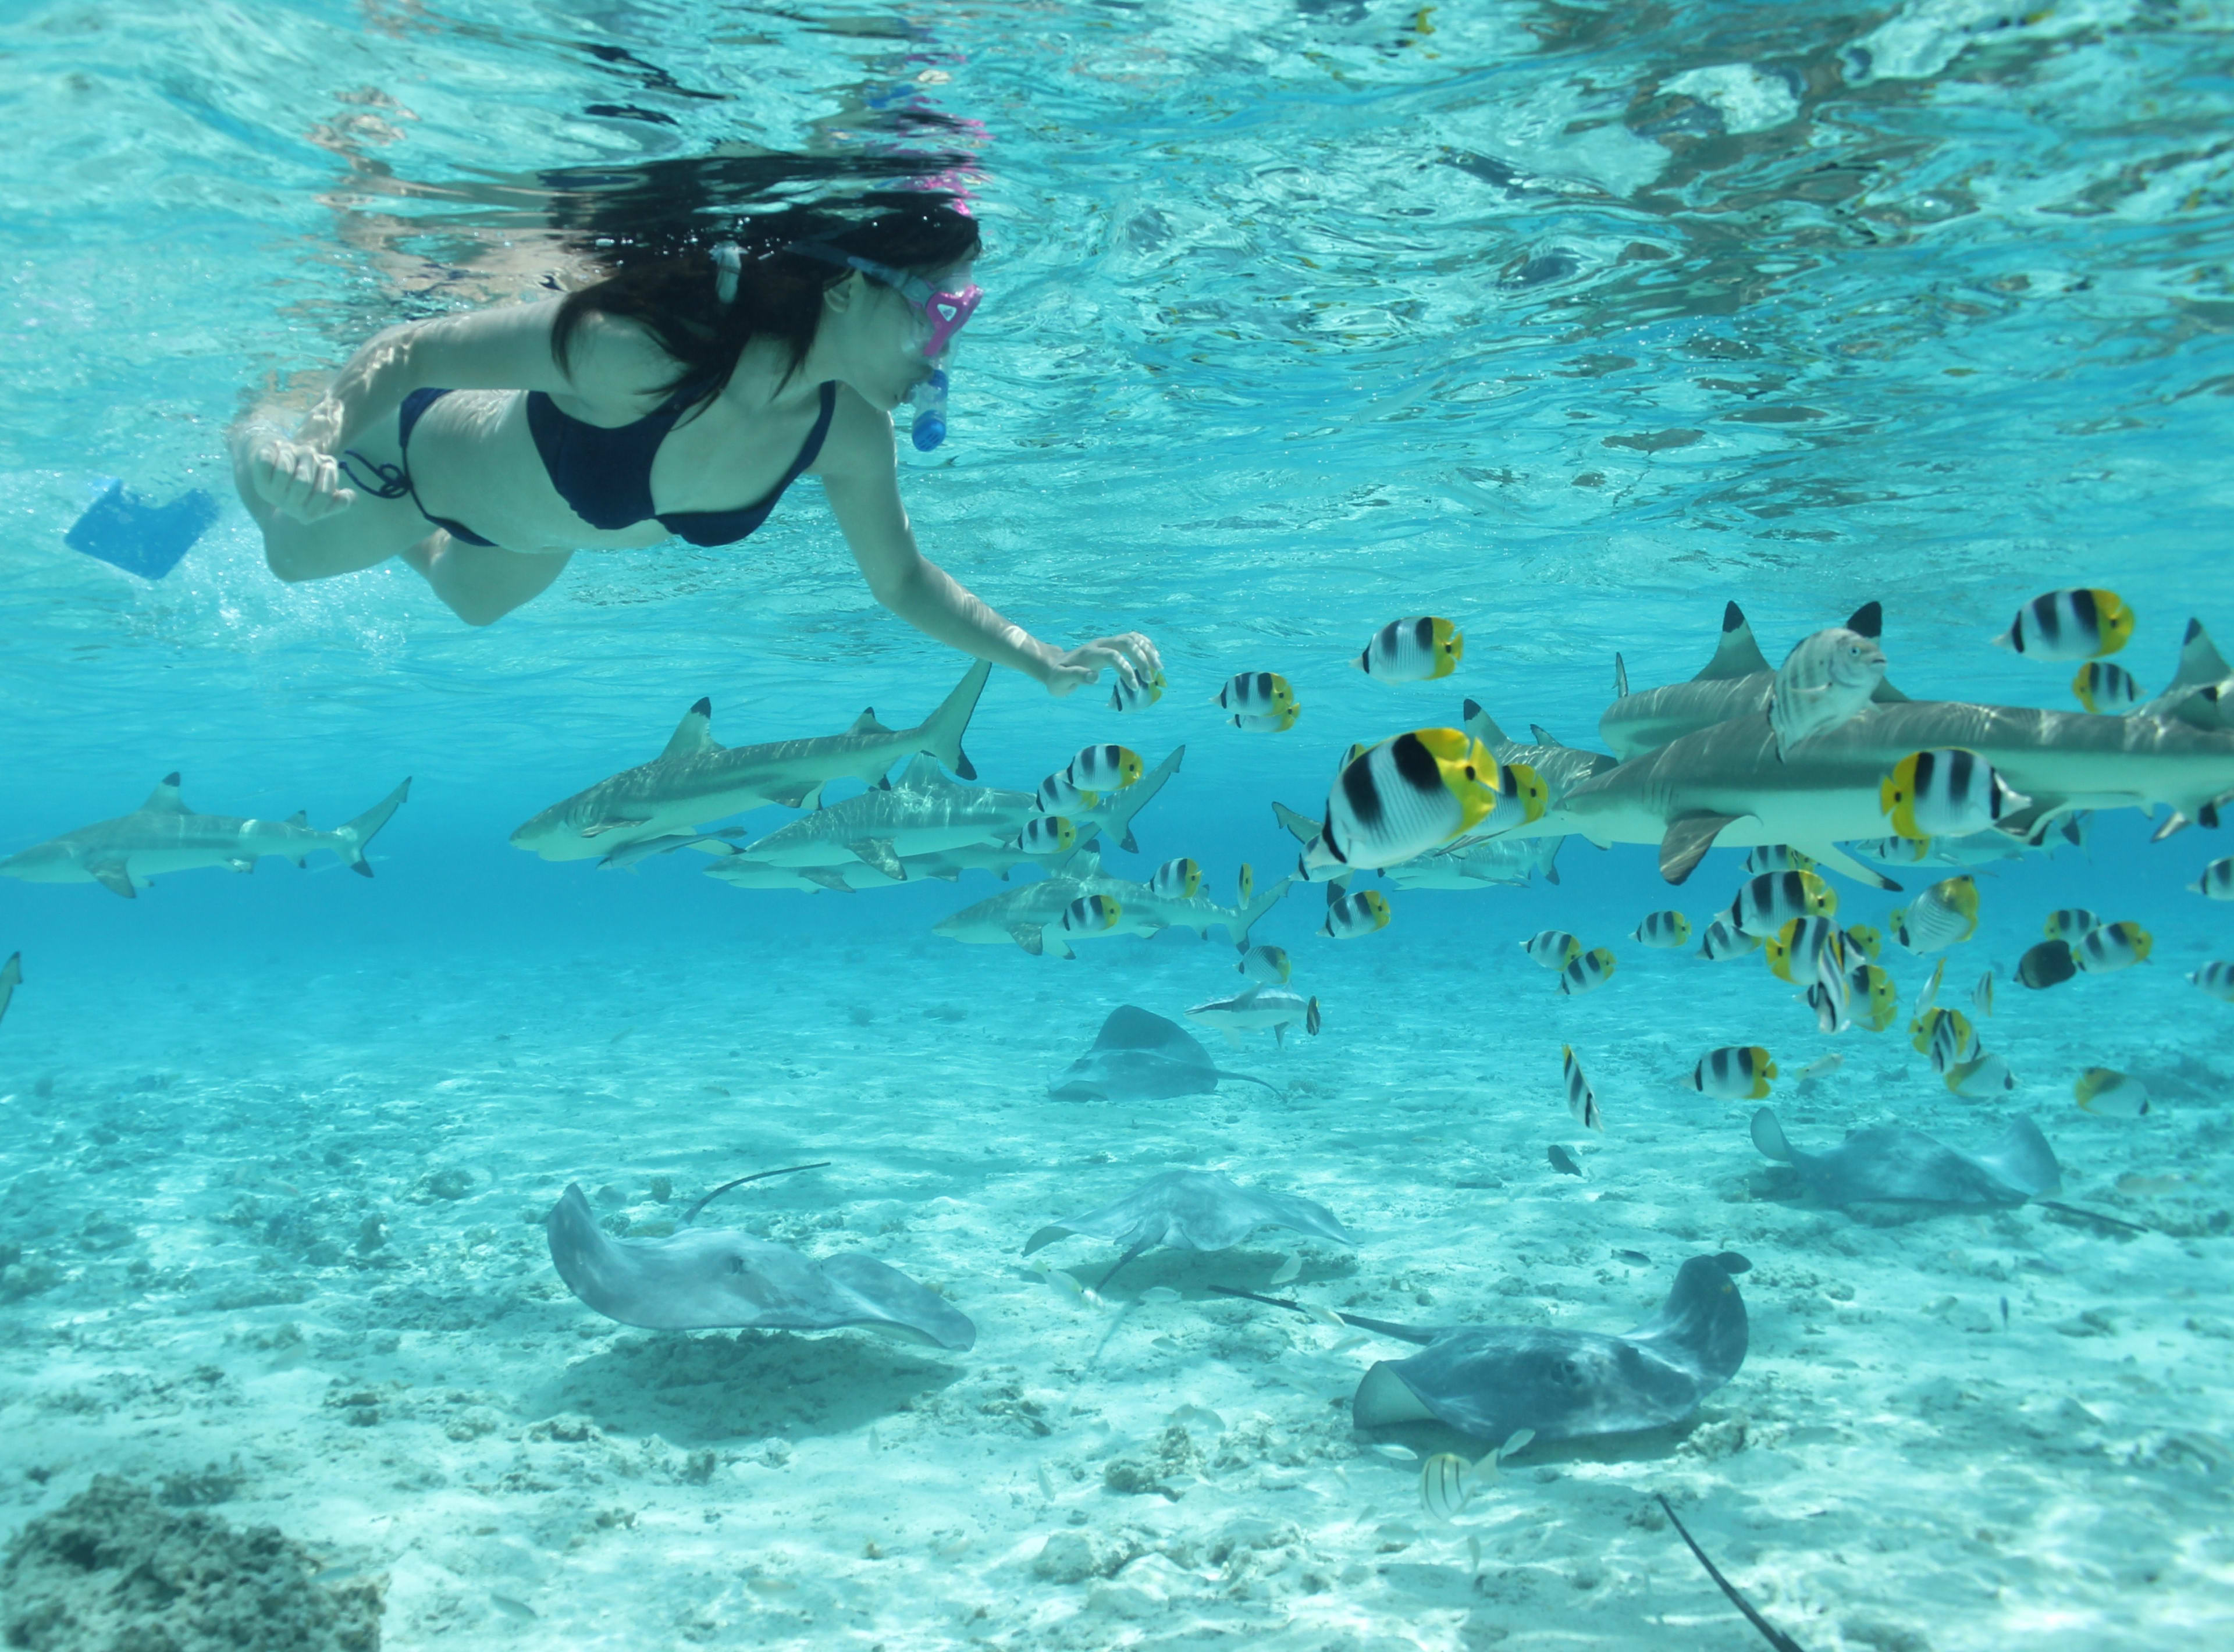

{"left": 1845, "top": 600, "right": 1883, "bottom": 639}
{"left": 663, "top": 699, "right": 716, "bottom": 760}
{"left": 1461, "top": 698, "right": 1511, "bottom": 747}
{"left": 286, "top": 810, "right": 308, "bottom": 827}
{"left": 1613, "top": 653, "right": 1630, "bottom": 699}
{"left": 899, "top": 754, "right": 943, "bottom": 788}
{"left": 848, "top": 707, "right": 894, "bottom": 736}
{"left": 2165, "top": 618, "right": 2233, "bottom": 695}
{"left": 141, "top": 772, "right": 186, "bottom": 813}
{"left": 1528, "top": 724, "right": 1560, "bottom": 746}
{"left": 1070, "top": 850, "right": 1104, "bottom": 881}
{"left": 1692, "top": 602, "right": 1772, "bottom": 682}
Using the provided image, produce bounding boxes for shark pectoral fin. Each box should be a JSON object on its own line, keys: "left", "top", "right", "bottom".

{"left": 848, "top": 838, "right": 905, "bottom": 881}
{"left": 1659, "top": 814, "right": 1745, "bottom": 885}
{"left": 2151, "top": 811, "right": 2191, "bottom": 842}
{"left": 1794, "top": 841, "right": 1902, "bottom": 892}
{"left": 1012, "top": 924, "right": 1045, "bottom": 957}
{"left": 579, "top": 817, "right": 652, "bottom": 839}
{"left": 1994, "top": 797, "right": 2068, "bottom": 845}
{"left": 226, "top": 857, "right": 255, "bottom": 874}
{"left": 89, "top": 861, "right": 137, "bottom": 899}
{"left": 799, "top": 867, "right": 856, "bottom": 893}
{"left": 292, "top": 858, "right": 307, "bottom": 870}
{"left": 1272, "top": 1024, "right": 1286, "bottom": 1049}
{"left": 1023, "top": 1224, "right": 1072, "bottom": 1257}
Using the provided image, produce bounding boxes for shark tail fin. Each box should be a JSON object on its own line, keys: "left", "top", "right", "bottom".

{"left": 1749, "top": 1108, "right": 1792, "bottom": 1163}
{"left": 914, "top": 660, "right": 993, "bottom": 781}
{"left": 1095, "top": 745, "right": 1183, "bottom": 855}
{"left": 336, "top": 778, "right": 412, "bottom": 877}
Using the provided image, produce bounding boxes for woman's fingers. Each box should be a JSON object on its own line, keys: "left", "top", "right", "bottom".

{"left": 1041, "top": 632, "right": 1161, "bottom": 696}
{"left": 254, "top": 441, "right": 355, "bottom": 522}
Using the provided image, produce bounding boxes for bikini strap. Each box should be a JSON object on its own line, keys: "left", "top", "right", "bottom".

{"left": 337, "top": 450, "right": 410, "bottom": 500}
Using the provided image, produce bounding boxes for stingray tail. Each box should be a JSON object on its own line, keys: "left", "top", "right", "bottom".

{"left": 682, "top": 1160, "right": 831, "bottom": 1226}
{"left": 1095, "top": 1237, "right": 1153, "bottom": 1293}
{"left": 1653, "top": 1495, "right": 1808, "bottom": 1652}
{"left": 1205, "top": 1284, "right": 1437, "bottom": 1345}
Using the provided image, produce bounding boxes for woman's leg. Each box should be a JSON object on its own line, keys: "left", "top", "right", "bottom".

{"left": 398, "top": 536, "right": 574, "bottom": 627}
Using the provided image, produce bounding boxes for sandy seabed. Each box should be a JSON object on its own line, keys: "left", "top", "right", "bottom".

{"left": 0, "top": 893, "right": 2229, "bottom": 1652}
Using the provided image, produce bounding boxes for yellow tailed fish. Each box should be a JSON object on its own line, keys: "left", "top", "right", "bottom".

{"left": 2071, "top": 660, "right": 2141, "bottom": 714}
{"left": 1879, "top": 748, "right": 2031, "bottom": 840}
{"left": 1893, "top": 876, "right": 1979, "bottom": 953}
{"left": 1109, "top": 667, "right": 1166, "bottom": 713}
{"left": 1237, "top": 944, "right": 1292, "bottom": 984}
{"left": 1764, "top": 916, "right": 1838, "bottom": 984}
{"left": 1019, "top": 815, "right": 1076, "bottom": 855}
{"left": 1696, "top": 917, "right": 1761, "bottom": 962}
{"left": 2074, "top": 1066, "right": 2149, "bottom": 1117}
{"left": 1355, "top": 616, "right": 1464, "bottom": 681}
{"left": 1237, "top": 863, "right": 1254, "bottom": 906}
{"left": 1306, "top": 728, "right": 1504, "bottom": 875}
{"left": 1973, "top": 970, "right": 1994, "bottom": 1018}
{"left": 1993, "top": 587, "right": 2134, "bottom": 660}
{"left": 1851, "top": 963, "right": 1899, "bottom": 1031}
{"left": 2043, "top": 907, "right": 2100, "bottom": 942}
{"left": 2190, "top": 960, "right": 2234, "bottom": 1001}
{"left": 2074, "top": 920, "right": 2151, "bottom": 973}
{"left": 1557, "top": 948, "right": 1617, "bottom": 996}
{"left": 1744, "top": 845, "right": 1815, "bottom": 874}
{"left": 1844, "top": 924, "right": 1881, "bottom": 961}
{"left": 1945, "top": 1053, "right": 2015, "bottom": 1097}
{"left": 1035, "top": 772, "right": 1098, "bottom": 814}
{"left": 1420, "top": 1454, "right": 1473, "bottom": 1522}
{"left": 1320, "top": 887, "right": 1391, "bottom": 939}
{"left": 1061, "top": 893, "right": 1122, "bottom": 935}
{"left": 1561, "top": 1045, "right": 1603, "bottom": 1131}
{"left": 1062, "top": 743, "right": 1144, "bottom": 792}
{"left": 1728, "top": 868, "right": 1836, "bottom": 937}
{"left": 1684, "top": 1045, "right": 1776, "bottom": 1101}
{"left": 1632, "top": 910, "right": 1691, "bottom": 948}
{"left": 2191, "top": 858, "right": 2234, "bottom": 900}
{"left": 1523, "top": 929, "right": 1583, "bottom": 970}
{"left": 1915, "top": 957, "right": 1947, "bottom": 1018}
{"left": 1148, "top": 856, "right": 1203, "bottom": 900}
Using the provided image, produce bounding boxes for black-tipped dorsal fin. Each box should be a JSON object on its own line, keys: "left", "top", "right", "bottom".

{"left": 662, "top": 699, "right": 717, "bottom": 760}
{"left": 1613, "top": 653, "right": 1630, "bottom": 699}
{"left": 2165, "top": 618, "right": 2233, "bottom": 694}
{"left": 848, "top": 707, "right": 894, "bottom": 736}
{"left": 1845, "top": 600, "right": 1883, "bottom": 639}
{"left": 286, "top": 809, "right": 308, "bottom": 827}
{"left": 141, "top": 774, "right": 187, "bottom": 813}
{"left": 1460, "top": 698, "right": 1511, "bottom": 748}
{"left": 1692, "top": 602, "right": 1773, "bottom": 682}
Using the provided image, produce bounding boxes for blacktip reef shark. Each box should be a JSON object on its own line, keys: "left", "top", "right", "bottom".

{"left": 1598, "top": 600, "right": 1909, "bottom": 760}
{"left": 934, "top": 849, "right": 1292, "bottom": 958}
{"left": 510, "top": 660, "right": 990, "bottom": 862}
{"left": 1502, "top": 689, "right": 2234, "bottom": 887}
{"left": 735, "top": 747, "right": 1183, "bottom": 882}
{"left": 0, "top": 774, "right": 410, "bottom": 898}
{"left": 0, "top": 952, "right": 19, "bottom": 1028}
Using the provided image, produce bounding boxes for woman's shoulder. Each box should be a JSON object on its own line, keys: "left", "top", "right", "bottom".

{"left": 809, "top": 382, "right": 898, "bottom": 480}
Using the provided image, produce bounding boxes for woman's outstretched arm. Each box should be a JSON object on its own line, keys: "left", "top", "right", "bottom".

{"left": 822, "top": 425, "right": 1159, "bottom": 696}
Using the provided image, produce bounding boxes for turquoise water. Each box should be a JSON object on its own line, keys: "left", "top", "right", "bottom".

{"left": 3, "top": 0, "right": 2234, "bottom": 1646}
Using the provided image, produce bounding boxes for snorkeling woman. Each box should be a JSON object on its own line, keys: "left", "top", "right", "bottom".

{"left": 230, "top": 200, "right": 1158, "bottom": 697}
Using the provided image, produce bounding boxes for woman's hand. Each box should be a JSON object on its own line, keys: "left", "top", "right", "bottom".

{"left": 1040, "top": 632, "right": 1162, "bottom": 698}
{"left": 248, "top": 436, "right": 358, "bottom": 523}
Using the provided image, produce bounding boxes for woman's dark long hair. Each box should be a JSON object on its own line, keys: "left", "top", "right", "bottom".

{"left": 549, "top": 191, "right": 982, "bottom": 411}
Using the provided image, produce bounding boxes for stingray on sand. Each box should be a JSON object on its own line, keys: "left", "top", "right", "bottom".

{"left": 1026, "top": 1169, "right": 1356, "bottom": 1288}
{"left": 546, "top": 1184, "right": 974, "bottom": 1350}
{"left": 1750, "top": 1109, "right": 2060, "bottom": 1211}
{"left": 1226, "top": 1253, "right": 1751, "bottom": 1447}
{"left": 1047, "top": 1006, "right": 1277, "bottom": 1102}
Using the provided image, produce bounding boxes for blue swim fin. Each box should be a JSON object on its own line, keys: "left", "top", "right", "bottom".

{"left": 66, "top": 480, "right": 219, "bottom": 580}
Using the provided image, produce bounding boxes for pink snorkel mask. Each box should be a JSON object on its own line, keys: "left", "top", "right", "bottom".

{"left": 787, "top": 240, "right": 982, "bottom": 359}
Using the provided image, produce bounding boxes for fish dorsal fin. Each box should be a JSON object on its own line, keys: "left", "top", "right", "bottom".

{"left": 899, "top": 754, "right": 943, "bottom": 788}
{"left": 141, "top": 772, "right": 186, "bottom": 813}
{"left": 1870, "top": 679, "right": 1911, "bottom": 704}
{"left": 1460, "top": 698, "right": 1511, "bottom": 747}
{"left": 1528, "top": 724, "right": 1561, "bottom": 747}
{"left": 1692, "top": 601, "right": 1772, "bottom": 682}
{"left": 662, "top": 698, "right": 716, "bottom": 760}
{"left": 1845, "top": 600, "right": 1883, "bottom": 639}
{"left": 1069, "top": 850, "right": 1103, "bottom": 881}
{"left": 1613, "top": 652, "right": 1630, "bottom": 699}
{"left": 2165, "top": 618, "right": 2233, "bottom": 695}
{"left": 848, "top": 707, "right": 894, "bottom": 736}
{"left": 286, "top": 809, "right": 308, "bottom": 827}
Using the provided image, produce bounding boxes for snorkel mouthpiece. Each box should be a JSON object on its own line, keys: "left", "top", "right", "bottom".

{"left": 911, "top": 366, "right": 949, "bottom": 451}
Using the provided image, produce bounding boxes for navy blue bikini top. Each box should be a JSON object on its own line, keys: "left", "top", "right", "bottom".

{"left": 524, "top": 379, "right": 837, "bottom": 548}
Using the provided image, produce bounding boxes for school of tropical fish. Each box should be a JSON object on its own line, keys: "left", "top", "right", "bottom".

{"left": 4, "top": 588, "right": 2229, "bottom": 1576}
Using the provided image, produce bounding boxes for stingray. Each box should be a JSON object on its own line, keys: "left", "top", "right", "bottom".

{"left": 1750, "top": 1108, "right": 2060, "bottom": 1211}
{"left": 1223, "top": 1253, "right": 1751, "bottom": 1446}
{"left": 545, "top": 1183, "right": 975, "bottom": 1350}
{"left": 1024, "top": 1169, "right": 1356, "bottom": 1289}
{"left": 1045, "top": 1006, "right": 1278, "bottom": 1102}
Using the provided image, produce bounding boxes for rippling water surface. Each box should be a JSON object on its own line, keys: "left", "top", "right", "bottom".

{"left": 1, "top": 3, "right": 2232, "bottom": 1649}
